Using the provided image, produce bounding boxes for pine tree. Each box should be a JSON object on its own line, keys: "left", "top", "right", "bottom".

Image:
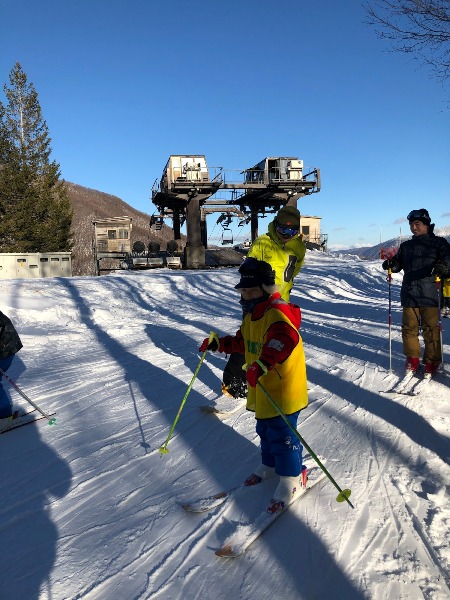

{"left": 0, "top": 62, "right": 73, "bottom": 252}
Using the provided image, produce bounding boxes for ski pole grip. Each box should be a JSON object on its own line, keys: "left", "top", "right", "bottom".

{"left": 242, "top": 361, "right": 267, "bottom": 374}
{"left": 208, "top": 331, "right": 219, "bottom": 346}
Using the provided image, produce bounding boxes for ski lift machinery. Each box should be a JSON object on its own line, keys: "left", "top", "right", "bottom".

{"left": 151, "top": 154, "right": 321, "bottom": 268}
{"left": 221, "top": 228, "right": 233, "bottom": 245}
{"left": 217, "top": 214, "right": 234, "bottom": 245}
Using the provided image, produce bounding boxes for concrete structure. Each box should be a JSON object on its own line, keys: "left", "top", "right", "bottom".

{"left": 0, "top": 252, "right": 72, "bottom": 279}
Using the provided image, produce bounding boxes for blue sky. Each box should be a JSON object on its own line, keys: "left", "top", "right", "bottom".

{"left": 1, "top": 0, "right": 449, "bottom": 250}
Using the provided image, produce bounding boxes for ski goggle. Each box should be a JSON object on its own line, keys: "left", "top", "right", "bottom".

{"left": 275, "top": 221, "right": 299, "bottom": 237}
{"left": 407, "top": 209, "right": 429, "bottom": 222}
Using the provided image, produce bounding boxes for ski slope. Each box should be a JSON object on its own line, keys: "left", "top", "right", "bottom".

{"left": 0, "top": 252, "right": 449, "bottom": 600}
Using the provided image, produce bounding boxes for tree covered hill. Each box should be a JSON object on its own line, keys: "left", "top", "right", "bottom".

{"left": 66, "top": 182, "right": 185, "bottom": 276}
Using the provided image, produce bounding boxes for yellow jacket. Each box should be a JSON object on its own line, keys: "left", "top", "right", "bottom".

{"left": 247, "top": 221, "right": 306, "bottom": 301}
{"left": 443, "top": 278, "right": 450, "bottom": 298}
{"left": 240, "top": 295, "right": 308, "bottom": 419}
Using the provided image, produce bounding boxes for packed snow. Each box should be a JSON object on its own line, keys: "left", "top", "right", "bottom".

{"left": 0, "top": 251, "right": 449, "bottom": 600}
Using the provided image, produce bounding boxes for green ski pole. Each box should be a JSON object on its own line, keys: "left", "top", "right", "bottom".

{"left": 159, "top": 331, "right": 218, "bottom": 454}
{"left": 257, "top": 381, "right": 354, "bottom": 508}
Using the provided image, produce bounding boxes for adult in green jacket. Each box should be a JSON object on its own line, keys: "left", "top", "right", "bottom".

{"left": 247, "top": 206, "right": 306, "bottom": 302}
{"left": 222, "top": 206, "right": 306, "bottom": 398}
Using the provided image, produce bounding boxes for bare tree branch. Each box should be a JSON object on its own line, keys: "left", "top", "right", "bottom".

{"left": 364, "top": 0, "right": 450, "bottom": 81}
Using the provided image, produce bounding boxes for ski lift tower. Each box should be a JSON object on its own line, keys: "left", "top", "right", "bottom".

{"left": 152, "top": 155, "right": 222, "bottom": 269}
{"left": 233, "top": 157, "right": 320, "bottom": 240}
{"left": 151, "top": 155, "right": 321, "bottom": 268}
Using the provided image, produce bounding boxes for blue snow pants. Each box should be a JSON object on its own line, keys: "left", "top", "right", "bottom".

{"left": 256, "top": 411, "right": 302, "bottom": 477}
{"left": 0, "top": 355, "right": 14, "bottom": 418}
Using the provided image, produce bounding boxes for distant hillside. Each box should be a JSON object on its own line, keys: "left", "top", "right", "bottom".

{"left": 65, "top": 182, "right": 186, "bottom": 276}
{"left": 334, "top": 226, "right": 450, "bottom": 260}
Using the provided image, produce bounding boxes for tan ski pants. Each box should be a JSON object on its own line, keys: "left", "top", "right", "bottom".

{"left": 402, "top": 307, "right": 441, "bottom": 363}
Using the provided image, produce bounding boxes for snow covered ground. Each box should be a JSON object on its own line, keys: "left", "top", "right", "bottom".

{"left": 0, "top": 252, "right": 449, "bottom": 600}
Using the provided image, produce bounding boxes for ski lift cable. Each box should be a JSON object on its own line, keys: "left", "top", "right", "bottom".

{"left": 209, "top": 212, "right": 233, "bottom": 245}
{"left": 236, "top": 229, "right": 252, "bottom": 245}
{"left": 207, "top": 220, "right": 218, "bottom": 245}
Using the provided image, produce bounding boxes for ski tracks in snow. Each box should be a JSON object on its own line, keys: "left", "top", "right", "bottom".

{"left": 300, "top": 290, "right": 450, "bottom": 599}
{"left": 2, "top": 256, "right": 449, "bottom": 600}
{"left": 314, "top": 367, "right": 450, "bottom": 598}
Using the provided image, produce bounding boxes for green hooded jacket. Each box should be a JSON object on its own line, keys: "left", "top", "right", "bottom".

{"left": 247, "top": 221, "right": 306, "bottom": 301}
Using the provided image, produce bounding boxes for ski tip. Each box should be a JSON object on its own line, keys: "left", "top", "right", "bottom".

{"left": 215, "top": 545, "right": 237, "bottom": 558}
{"left": 200, "top": 405, "right": 218, "bottom": 413}
{"left": 179, "top": 501, "right": 205, "bottom": 513}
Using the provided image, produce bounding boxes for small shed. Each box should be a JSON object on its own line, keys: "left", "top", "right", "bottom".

{"left": 0, "top": 252, "right": 72, "bottom": 279}
{"left": 300, "top": 215, "right": 322, "bottom": 245}
{"left": 92, "top": 217, "right": 132, "bottom": 254}
{"left": 92, "top": 217, "right": 133, "bottom": 275}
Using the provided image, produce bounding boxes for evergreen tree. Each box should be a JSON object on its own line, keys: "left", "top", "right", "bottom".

{"left": 0, "top": 62, "right": 72, "bottom": 252}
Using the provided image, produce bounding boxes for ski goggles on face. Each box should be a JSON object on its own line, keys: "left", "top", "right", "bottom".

{"left": 407, "top": 209, "right": 429, "bottom": 222}
{"left": 275, "top": 221, "right": 299, "bottom": 237}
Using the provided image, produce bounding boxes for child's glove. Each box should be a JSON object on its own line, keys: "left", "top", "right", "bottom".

{"left": 245, "top": 360, "right": 268, "bottom": 387}
{"left": 382, "top": 259, "right": 392, "bottom": 270}
{"left": 199, "top": 333, "right": 221, "bottom": 352}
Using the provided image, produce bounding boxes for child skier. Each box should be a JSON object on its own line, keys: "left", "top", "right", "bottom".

{"left": 0, "top": 311, "right": 23, "bottom": 421}
{"left": 199, "top": 257, "right": 308, "bottom": 513}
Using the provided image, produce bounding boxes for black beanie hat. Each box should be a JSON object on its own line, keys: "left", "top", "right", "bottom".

{"left": 275, "top": 206, "right": 300, "bottom": 228}
{"left": 235, "top": 257, "right": 276, "bottom": 289}
{"left": 407, "top": 208, "right": 431, "bottom": 226}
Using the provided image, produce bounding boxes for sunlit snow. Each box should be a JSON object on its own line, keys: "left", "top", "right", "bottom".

{"left": 1, "top": 252, "right": 449, "bottom": 600}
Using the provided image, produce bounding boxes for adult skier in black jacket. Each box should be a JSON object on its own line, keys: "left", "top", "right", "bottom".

{"left": 382, "top": 208, "right": 450, "bottom": 377}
